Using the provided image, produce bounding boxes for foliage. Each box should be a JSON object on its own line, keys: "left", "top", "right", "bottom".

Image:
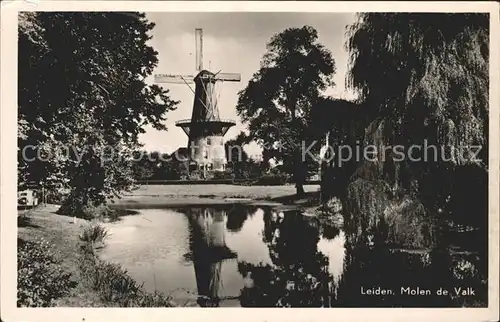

{"left": 237, "top": 26, "right": 336, "bottom": 196}
{"left": 18, "top": 12, "right": 178, "bottom": 216}
{"left": 255, "top": 173, "right": 290, "bottom": 186}
{"left": 343, "top": 13, "right": 489, "bottom": 224}
{"left": 224, "top": 132, "right": 261, "bottom": 180}
{"left": 225, "top": 132, "right": 249, "bottom": 165}
{"left": 79, "top": 222, "right": 110, "bottom": 245}
{"left": 17, "top": 238, "right": 73, "bottom": 307}
{"left": 313, "top": 98, "right": 369, "bottom": 200}
{"left": 130, "top": 150, "right": 188, "bottom": 181}
{"left": 211, "top": 170, "right": 234, "bottom": 180}
{"left": 130, "top": 150, "right": 157, "bottom": 180}
{"left": 228, "top": 160, "right": 263, "bottom": 181}
{"left": 346, "top": 13, "right": 488, "bottom": 154}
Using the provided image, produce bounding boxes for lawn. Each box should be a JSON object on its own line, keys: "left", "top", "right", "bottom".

{"left": 113, "top": 184, "right": 321, "bottom": 208}
{"left": 126, "top": 183, "right": 319, "bottom": 198}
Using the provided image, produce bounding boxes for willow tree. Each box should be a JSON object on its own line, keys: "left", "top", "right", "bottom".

{"left": 18, "top": 12, "right": 178, "bottom": 217}
{"left": 237, "top": 26, "right": 336, "bottom": 196}
{"left": 346, "top": 13, "right": 489, "bottom": 223}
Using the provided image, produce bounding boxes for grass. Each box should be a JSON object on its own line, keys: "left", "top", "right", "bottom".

{"left": 112, "top": 184, "right": 320, "bottom": 210}
{"left": 78, "top": 244, "right": 176, "bottom": 307}
{"left": 17, "top": 204, "right": 106, "bottom": 306}
{"left": 18, "top": 204, "right": 179, "bottom": 307}
{"left": 79, "top": 222, "right": 110, "bottom": 245}
{"left": 121, "top": 184, "right": 319, "bottom": 200}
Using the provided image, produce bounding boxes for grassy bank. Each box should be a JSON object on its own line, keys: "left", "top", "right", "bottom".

{"left": 18, "top": 205, "right": 106, "bottom": 306}
{"left": 113, "top": 184, "right": 320, "bottom": 208}
{"left": 17, "top": 205, "right": 177, "bottom": 307}
{"left": 123, "top": 184, "right": 319, "bottom": 199}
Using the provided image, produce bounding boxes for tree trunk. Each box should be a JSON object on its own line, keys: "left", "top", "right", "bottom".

{"left": 293, "top": 148, "right": 306, "bottom": 198}
{"left": 296, "top": 182, "right": 305, "bottom": 198}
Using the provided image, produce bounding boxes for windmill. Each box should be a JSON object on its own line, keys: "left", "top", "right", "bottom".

{"left": 155, "top": 29, "right": 241, "bottom": 177}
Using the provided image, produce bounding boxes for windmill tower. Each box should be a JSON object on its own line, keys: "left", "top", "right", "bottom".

{"left": 155, "top": 29, "right": 240, "bottom": 176}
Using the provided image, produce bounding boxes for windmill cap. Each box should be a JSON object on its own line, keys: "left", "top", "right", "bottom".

{"left": 194, "top": 70, "right": 216, "bottom": 80}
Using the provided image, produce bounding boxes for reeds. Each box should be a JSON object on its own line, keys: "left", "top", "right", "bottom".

{"left": 79, "top": 222, "right": 109, "bottom": 244}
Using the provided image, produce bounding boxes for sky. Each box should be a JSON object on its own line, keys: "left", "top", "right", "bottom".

{"left": 140, "top": 12, "right": 358, "bottom": 158}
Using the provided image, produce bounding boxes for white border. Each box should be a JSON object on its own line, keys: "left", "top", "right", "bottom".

{"left": 1, "top": 2, "right": 499, "bottom": 322}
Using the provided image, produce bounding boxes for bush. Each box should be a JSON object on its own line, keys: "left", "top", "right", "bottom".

{"left": 79, "top": 222, "right": 109, "bottom": 245}
{"left": 17, "top": 238, "right": 72, "bottom": 307}
{"left": 256, "top": 174, "right": 290, "bottom": 185}
{"left": 57, "top": 196, "right": 112, "bottom": 220}
{"left": 212, "top": 170, "right": 234, "bottom": 180}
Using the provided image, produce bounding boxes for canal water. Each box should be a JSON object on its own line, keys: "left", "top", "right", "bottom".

{"left": 100, "top": 204, "right": 487, "bottom": 307}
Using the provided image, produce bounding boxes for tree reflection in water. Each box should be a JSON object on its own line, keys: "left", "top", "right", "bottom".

{"left": 238, "top": 209, "right": 334, "bottom": 307}
{"left": 237, "top": 207, "right": 487, "bottom": 307}
{"left": 177, "top": 204, "right": 486, "bottom": 307}
{"left": 333, "top": 228, "right": 487, "bottom": 307}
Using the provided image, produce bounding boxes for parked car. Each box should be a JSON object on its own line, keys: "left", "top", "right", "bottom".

{"left": 17, "top": 189, "right": 39, "bottom": 207}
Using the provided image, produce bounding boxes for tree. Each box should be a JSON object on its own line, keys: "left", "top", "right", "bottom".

{"left": 312, "top": 98, "right": 368, "bottom": 200}
{"left": 345, "top": 13, "right": 488, "bottom": 225}
{"left": 237, "top": 26, "right": 336, "bottom": 196}
{"left": 18, "top": 12, "right": 178, "bottom": 217}
{"left": 225, "top": 131, "right": 250, "bottom": 165}
{"left": 131, "top": 151, "right": 155, "bottom": 180}
{"left": 224, "top": 131, "right": 260, "bottom": 180}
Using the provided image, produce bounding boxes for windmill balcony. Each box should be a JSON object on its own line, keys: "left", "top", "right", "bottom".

{"left": 175, "top": 118, "right": 236, "bottom": 125}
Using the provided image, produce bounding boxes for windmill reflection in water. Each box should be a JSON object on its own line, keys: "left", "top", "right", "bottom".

{"left": 182, "top": 205, "right": 244, "bottom": 307}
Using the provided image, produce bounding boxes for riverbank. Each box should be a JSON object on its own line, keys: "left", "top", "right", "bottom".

{"left": 112, "top": 184, "right": 321, "bottom": 210}
{"left": 18, "top": 204, "right": 178, "bottom": 307}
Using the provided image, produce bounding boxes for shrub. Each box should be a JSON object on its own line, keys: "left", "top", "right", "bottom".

{"left": 79, "top": 253, "right": 140, "bottom": 305}
{"left": 212, "top": 170, "right": 234, "bottom": 180}
{"left": 17, "top": 238, "right": 72, "bottom": 307}
{"left": 256, "top": 174, "right": 290, "bottom": 185}
{"left": 57, "top": 198, "right": 112, "bottom": 220}
{"left": 17, "top": 213, "right": 32, "bottom": 227}
{"left": 79, "top": 222, "right": 109, "bottom": 245}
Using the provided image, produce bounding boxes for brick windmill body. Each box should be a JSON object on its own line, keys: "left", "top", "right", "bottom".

{"left": 155, "top": 29, "right": 240, "bottom": 178}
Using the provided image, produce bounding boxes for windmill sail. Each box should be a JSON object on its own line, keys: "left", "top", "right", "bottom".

{"left": 214, "top": 73, "right": 241, "bottom": 82}
{"left": 155, "top": 74, "right": 195, "bottom": 84}
{"left": 195, "top": 28, "right": 203, "bottom": 71}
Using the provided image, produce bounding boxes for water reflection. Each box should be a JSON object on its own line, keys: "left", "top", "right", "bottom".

{"left": 332, "top": 231, "right": 487, "bottom": 307}
{"left": 238, "top": 209, "right": 335, "bottom": 307}
{"left": 177, "top": 204, "right": 258, "bottom": 306}
{"left": 236, "top": 206, "right": 487, "bottom": 307}
{"left": 102, "top": 203, "right": 487, "bottom": 307}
